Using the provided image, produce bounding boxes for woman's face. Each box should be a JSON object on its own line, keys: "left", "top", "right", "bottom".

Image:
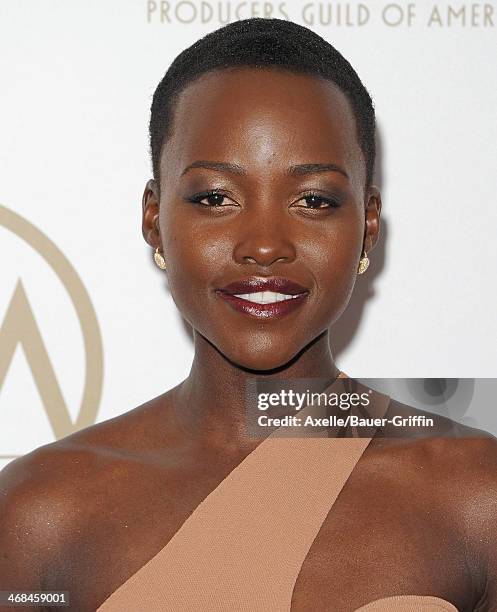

{"left": 144, "top": 67, "right": 381, "bottom": 371}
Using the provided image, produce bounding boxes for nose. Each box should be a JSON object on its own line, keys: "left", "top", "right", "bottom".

{"left": 233, "top": 211, "right": 297, "bottom": 267}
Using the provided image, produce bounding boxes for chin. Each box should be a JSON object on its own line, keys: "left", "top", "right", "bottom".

{"left": 196, "top": 325, "right": 315, "bottom": 373}
{"left": 223, "top": 342, "right": 304, "bottom": 373}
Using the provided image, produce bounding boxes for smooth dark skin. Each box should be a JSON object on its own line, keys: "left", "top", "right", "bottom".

{"left": 1, "top": 68, "right": 497, "bottom": 611}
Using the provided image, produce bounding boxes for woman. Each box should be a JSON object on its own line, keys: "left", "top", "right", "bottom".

{"left": 1, "top": 17, "right": 496, "bottom": 612}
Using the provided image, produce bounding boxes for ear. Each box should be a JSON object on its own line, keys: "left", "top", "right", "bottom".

{"left": 142, "top": 179, "right": 161, "bottom": 248}
{"left": 363, "top": 185, "right": 382, "bottom": 253}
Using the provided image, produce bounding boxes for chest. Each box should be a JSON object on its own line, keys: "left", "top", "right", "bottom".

{"left": 61, "top": 455, "right": 469, "bottom": 611}
{"left": 291, "top": 483, "right": 468, "bottom": 610}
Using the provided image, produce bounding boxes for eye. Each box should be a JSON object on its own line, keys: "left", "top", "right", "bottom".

{"left": 186, "top": 190, "right": 236, "bottom": 207}
{"left": 294, "top": 192, "right": 341, "bottom": 209}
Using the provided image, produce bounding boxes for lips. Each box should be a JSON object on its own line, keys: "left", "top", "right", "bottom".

{"left": 219, "top": 277, "right": 308, "bottom": 296}
{"left": 215, "top": 276, "right": 310, "bottom": 319}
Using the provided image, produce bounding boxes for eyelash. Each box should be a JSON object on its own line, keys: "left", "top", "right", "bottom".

{"left": 298, "top": 191, "right": 341, "bottom": 210}
{"left": 187, "top": 189, "right": 230, "bottom": 207}
{"left": 186, "top": 189, "right": 341, "bottom": 209}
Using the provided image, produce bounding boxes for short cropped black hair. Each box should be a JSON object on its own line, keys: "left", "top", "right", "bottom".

{"left": 150, "top": 17, "right": 376, "bottom": 187}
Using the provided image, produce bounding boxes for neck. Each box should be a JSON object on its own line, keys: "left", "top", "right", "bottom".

{"left": 172, "top": 330, "right": 340, "bottom": 454}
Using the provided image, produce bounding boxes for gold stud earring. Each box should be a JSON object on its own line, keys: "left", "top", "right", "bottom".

{"left": 357, "top": 250, "right": 369, "bottom": 275}
{"left": 154, "top": 247, "right": 166, "bottom": 270}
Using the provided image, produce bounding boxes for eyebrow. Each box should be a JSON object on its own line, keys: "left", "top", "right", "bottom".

{"left": 287, "top": 163, "right": 348, "bottom": 179}
{"left": 181, "top": 160, "right": 348, "bottom": 179}
{"left": 181, "top": 161, "right": 246, "bottom": 176}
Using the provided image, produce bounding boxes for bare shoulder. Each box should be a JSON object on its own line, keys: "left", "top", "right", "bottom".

{"left": 0, "top": 442, "right": 95, "bottom": 592}
{"left": 367, "top": 409, "right": 497, "bottom": 604}
{"left": 436, "top": 427, "right": 497, "bottom": 607}
{"left": 370, "top": 406, "right": 497, "bottom": 504}
{"left": 365, "top": 400, "right": 497, "bottom": 535}
{"left": 0, "top": 388, "right": 177, "bottom": 593}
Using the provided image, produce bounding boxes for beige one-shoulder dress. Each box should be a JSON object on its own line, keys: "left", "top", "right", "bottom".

{"left": 97, "top": 374, "right": 458, "bottom": 612}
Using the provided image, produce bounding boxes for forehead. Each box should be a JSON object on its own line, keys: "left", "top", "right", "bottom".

{"left": 160, "top": 67, "right": 365, "bottom": 186}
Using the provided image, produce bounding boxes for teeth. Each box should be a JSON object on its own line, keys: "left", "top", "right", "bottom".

{"left": 233, "top": 291, "right": 302, "bottom": 304}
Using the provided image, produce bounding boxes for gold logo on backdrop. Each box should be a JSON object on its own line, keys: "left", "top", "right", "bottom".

{"left": 0, "top": 204, "right": 103, "bottom": 455}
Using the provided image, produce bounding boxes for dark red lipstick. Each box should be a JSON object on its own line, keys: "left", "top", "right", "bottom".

{"left": 215, "top": 277, "right": 310, "bottom": 319}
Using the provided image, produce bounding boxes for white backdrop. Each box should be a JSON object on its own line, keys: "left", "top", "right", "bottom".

{"left": 1, "top": 0, "right": 496, "bottom": 470}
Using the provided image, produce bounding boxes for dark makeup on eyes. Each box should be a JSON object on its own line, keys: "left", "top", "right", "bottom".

{"left": 179, "top": 164, "right": 350, "bottom": 212}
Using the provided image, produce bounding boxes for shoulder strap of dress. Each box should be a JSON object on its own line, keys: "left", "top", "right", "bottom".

{"left": 97, "top": 375, "right": 391, "bottom": 612}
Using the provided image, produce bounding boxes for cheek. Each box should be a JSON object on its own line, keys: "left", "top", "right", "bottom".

{"left": 303, "top": 217, "right": 363, "bottom": 321}
{"left": 160, "top": 208, "right": 232, "bottom": 316}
